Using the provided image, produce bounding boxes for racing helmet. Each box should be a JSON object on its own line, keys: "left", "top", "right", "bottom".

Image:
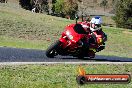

{"left": 90, "top": 16, "right": 102, "bottom": 32}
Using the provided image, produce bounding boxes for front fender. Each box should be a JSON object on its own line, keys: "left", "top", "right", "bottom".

{"left": 59, "top": 37, "right": 69, "bottom": 48}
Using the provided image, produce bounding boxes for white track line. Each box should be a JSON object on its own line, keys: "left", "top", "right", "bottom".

{"left": 0, "top": 62, "right": 132, "bottom": 65}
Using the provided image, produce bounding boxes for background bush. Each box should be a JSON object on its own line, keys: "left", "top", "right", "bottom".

{"left": 113, "top": 0, "right": 132, "bottom": 29}
{"left": 19, "top": 0, "right": 78, "bottom": 19}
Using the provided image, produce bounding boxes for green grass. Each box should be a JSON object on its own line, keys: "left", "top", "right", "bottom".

{"left": 0, "top": 36, "right": 49, "bottom": 49}
{"left": 97, "top": 27, "right": 132, "bottom": 58}
{"left": 0, "top": 3, "right": 132, "bottom": 58}
{"left": 0, "top": 64, "right": 132, "bottom": 88}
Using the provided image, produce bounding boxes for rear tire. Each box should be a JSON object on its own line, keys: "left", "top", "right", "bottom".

{"left": 46, "top": 40, "right": 61, "bottom": 58}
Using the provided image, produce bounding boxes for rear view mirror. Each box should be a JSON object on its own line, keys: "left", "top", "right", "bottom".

{"left": 75, "top": 15, "right": 79, "bottom": 24}
{"left": 75, "top": 15, "right": 79, "bottom": 20}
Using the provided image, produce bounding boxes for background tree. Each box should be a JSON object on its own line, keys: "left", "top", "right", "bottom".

{"left": 100, "top": 0, "right": 108, "bottom": 11}
{"left": 51, "top": 0, "right": 57, "bottom": 15}
{"left": 41, "top": 0, "right": 49, "bottom": 13}
{"left": 54, "top": 0, "right": 78, "bottom": 19}
{"left": 30, "top": 0, "right": 48, "bottom": 13}
{"left": 63, "top": 0, "right": 78, "bottom": 19}
{"left": 0, "top": 0, "right": 7, "bottom": 3}
{"left": 54, "top": 0, "right": 64, "bottom": 17}
{"left": 113, "top": 0, "right": 132, "bottom": 29}
{"left": 19, "top": 0, "right": 48, "bottom": 13}
{"left": 19, "top": 0, "right": 32, "bottom": 10}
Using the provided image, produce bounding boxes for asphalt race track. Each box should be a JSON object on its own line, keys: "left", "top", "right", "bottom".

{"left": 0, "top": 47, "right": 132, "bottom": 62}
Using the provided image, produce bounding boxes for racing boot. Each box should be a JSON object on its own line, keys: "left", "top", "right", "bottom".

{"left": 88, "top": 48, "right": 96, "bottom": 58}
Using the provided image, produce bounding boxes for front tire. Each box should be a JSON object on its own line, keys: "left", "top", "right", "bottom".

{"left": 46, "top": 40, "right": 61, "bottom": 58}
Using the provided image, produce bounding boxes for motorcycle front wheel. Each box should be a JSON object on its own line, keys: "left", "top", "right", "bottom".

{"left": 46, "top": 40, "right": 61, "bottom": 58}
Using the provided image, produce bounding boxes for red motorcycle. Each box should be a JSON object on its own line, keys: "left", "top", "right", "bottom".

{"left": 46, "top": 18, "right": 107, "bottom": 58}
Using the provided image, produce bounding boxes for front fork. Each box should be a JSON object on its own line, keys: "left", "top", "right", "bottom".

{"left": 59, "top": 36, "right": 71, "bottom": 48}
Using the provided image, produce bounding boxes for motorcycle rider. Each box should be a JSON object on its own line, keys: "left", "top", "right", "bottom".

{"left": 81, "top": 16, "right": 103, "bottom": 42}
{"left": 89, "top": 16, "right": 107, "bottom": 52}
{"left": 90, "top": 16, "right": 102, "bottom": 43}
{"left": 90, "top": 16, "right": 102, "bottom": 32}
{"left": 80, "top": 16, "right": 106, "bottom": 57}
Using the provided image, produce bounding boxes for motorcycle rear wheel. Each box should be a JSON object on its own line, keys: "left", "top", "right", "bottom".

{"left": 46, "top": 40, "right": 61, "bottom": 58}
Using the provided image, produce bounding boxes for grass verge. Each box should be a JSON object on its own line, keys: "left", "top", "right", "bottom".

{"left": 0, "top": 64, "right": 132, "bottom": 88}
